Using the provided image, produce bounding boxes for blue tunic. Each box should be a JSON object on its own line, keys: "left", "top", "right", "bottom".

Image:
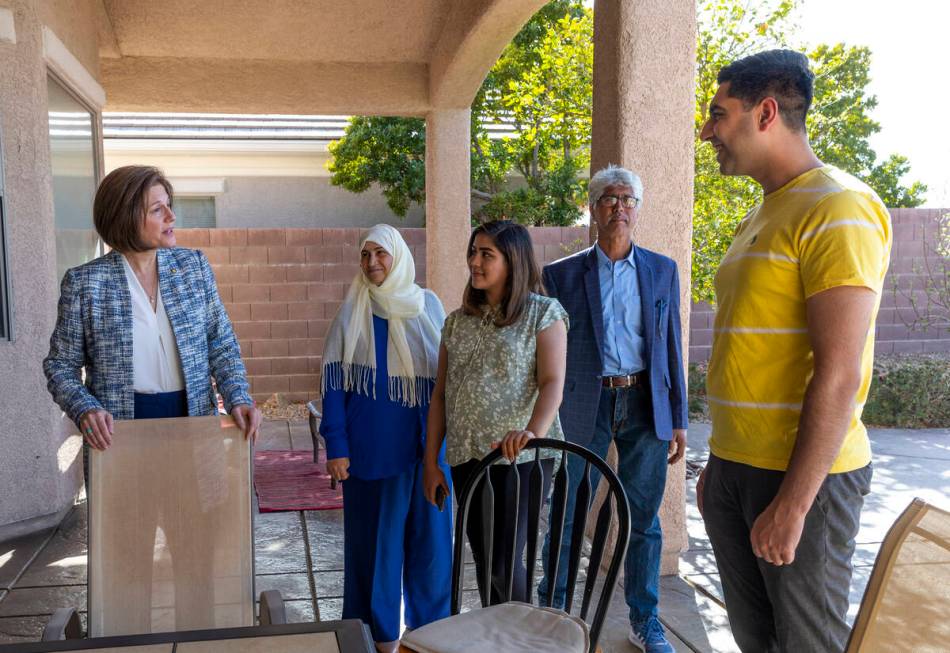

{"left": 320, "top": 314, "right": 433, "bottom": 479}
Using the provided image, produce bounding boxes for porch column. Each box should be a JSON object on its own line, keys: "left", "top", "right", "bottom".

{"left": 591, "top": 0, "right": 696, "bottom": 574}
{"left": 425, "top": 108, "right": 471, "bottom": 311}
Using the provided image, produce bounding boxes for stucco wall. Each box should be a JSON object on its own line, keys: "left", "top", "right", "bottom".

{"left": 0, "top": 0, "right": 95, "bottom": 540}
{"left": 214, "top": 177, "right": 424, "bottom": 229}
{"left": 36, "top": 0, "right": 100, "bottom": 79}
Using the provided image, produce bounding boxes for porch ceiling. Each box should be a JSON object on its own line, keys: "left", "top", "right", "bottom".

{"left": 97, "top": 0, "right": 548, "bottom": 115}
{"left": 100, "top": 0, "right": 448, "bottom": 64}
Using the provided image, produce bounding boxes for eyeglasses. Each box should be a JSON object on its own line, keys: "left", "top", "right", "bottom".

{"left": 597, "top": 194, "right": 640, "bottom": 208}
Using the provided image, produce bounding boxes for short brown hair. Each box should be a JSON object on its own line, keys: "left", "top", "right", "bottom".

{"left": 462, "top": 220, "right": 543, "bottom": 327}
{"left": 93, "top": 165, "right": 173, "bottom": 252}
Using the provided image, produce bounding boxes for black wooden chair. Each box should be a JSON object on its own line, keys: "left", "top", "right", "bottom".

{"left": 401, "top": 438, "right": 630, "bottom": 653}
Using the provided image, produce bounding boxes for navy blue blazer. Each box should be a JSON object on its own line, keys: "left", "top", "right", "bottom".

{"left": 542, "top": 245, "right": 688, "bottom": 445}
{"left": 43, "top": 248, "right": 253, "bottom": 426}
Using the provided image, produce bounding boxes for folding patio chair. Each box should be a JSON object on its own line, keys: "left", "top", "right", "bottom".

{"left": 43, "top": 415, "right": 286, "bottom": 640}
{"left": 846, "top": 498, "right": 950, "bottom": 652}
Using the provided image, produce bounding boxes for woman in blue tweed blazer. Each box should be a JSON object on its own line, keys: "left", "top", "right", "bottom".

{"left": 43, "top": 165, "right": 261, "bottom": 450}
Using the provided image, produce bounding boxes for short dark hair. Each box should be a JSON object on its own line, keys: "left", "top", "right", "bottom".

{"left": 718, "top": 49, "right": 814, "bottom": 131}
{"left": 461, "top": 220, "right": 543, "bottom": 327}
{"left": 93, "top": 165, "right": 173, "bottom": 252}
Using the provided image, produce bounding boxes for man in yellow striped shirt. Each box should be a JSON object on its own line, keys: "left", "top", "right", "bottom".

{"left": 697, "top": 50, "right": 890, "bottom": 652}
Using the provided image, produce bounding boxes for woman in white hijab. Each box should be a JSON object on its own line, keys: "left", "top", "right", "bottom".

{"left": 319, "top": 224, "right": 451, "bottom": 653}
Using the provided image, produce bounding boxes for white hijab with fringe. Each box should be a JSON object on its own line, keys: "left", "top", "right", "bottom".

{"left": 321, "top": 224, "right": 442, "bottom": 407}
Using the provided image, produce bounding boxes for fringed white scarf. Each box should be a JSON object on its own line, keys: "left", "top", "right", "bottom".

{"left": 321, "top": 224, "right": 442, "bottom": 407}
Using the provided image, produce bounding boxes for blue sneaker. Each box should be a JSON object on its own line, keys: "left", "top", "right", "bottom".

{"left": 628, "top": 616, "right": 674, "bottom": 653}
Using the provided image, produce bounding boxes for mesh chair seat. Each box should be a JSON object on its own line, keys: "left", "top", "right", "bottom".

{"left": 846, "top": 498, "right": 950, "bottom": 652}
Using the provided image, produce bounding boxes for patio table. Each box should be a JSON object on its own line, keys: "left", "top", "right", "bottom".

{"left": 0, "top": 620, "right": 374, "bottom": 653}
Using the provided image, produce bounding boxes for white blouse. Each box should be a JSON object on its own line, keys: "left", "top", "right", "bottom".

{"left": 121, "top": 255, "right": 186, "bottom": 394}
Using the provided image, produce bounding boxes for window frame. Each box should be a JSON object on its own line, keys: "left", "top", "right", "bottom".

{"left": 0, "top": 129, "right": 12, "bottom": 341}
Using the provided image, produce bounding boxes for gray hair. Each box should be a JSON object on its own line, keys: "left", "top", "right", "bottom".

{"left": 588, "top": 165, "right": 644, "bottom": 208}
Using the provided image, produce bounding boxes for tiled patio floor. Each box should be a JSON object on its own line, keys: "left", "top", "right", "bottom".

{"left": 1, "top": 421, "right": 947, "bottom": 651}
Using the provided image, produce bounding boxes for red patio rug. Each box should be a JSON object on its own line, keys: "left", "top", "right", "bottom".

{"left": 253, "top": 449, "right": 343, "bottom": 512}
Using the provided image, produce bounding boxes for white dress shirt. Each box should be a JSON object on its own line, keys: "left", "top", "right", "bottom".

{"left": 121, "top": 254, "right": 186, "bottom": 393}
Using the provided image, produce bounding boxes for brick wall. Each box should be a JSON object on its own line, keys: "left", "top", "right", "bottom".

{"left": 689, "top": 208, "right": 950, "bottom": 362}
{"left": 175, "top": 210, "right": 948, "bottom": 400}
{"left": 174, "top": 226, "right": 588, "bottom": 403}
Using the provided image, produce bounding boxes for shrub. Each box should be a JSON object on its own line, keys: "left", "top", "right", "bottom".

{"left": 688, "top": 362, "right": 709, "bottom": 422}
{"left": 862, "top": 354, "right": 950, "bottom": 428}
{"left": 687, "top": 354, "right": 950, "bottom": 428}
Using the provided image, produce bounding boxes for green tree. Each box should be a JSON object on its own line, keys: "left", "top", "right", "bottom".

{"left": 692, "top": 0, "right": 927, "bottom": 303}
{"left": 328, "top": 1, "right": 591, "bottom": 226}
{"left": 326, "top": 117, "right": 426, "bottom": 217}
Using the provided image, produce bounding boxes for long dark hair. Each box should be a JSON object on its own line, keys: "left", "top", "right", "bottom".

{"left": 461, "top": 220, "right": 543, "bottom": 327}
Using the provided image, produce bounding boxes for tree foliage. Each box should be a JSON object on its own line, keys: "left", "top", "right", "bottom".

{"left": 692, "top": 0, "right": 927, "bottom": 303}
{"left": 326, "top": 117, "right": 425, "bottom": 217}
{"left": 329, "top": 0, "right": 927, "bottom": 290}
{"left": 328, "top": 1, "right": 591, "bottom": 226}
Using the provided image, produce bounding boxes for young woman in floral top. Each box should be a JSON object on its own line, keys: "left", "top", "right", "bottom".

{"left": 423, "top": 220, "right": 568, "bottom": 604}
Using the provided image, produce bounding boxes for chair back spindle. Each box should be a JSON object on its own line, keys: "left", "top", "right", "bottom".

{"left": 524, "top": 449, "right": 545, "bottom": 594}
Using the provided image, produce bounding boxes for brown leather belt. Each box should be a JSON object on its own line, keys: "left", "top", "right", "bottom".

{"left": 602, "top": 371, "right": 648, "bottom": 389}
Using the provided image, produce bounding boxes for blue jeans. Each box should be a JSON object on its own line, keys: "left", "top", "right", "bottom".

{"left": 538, "top": 385, "right": 669, "bottom": 624}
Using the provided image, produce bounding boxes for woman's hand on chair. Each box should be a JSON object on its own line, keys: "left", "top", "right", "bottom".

{"left": 79, "top": 409, "right": 114, "bottom": 451}
{"left": 231, "top": 403, "right": 262, "bottom": 444}
{"left": 492, "top": 430, "right": 536, "bottom": 462}
{"left": 423, "top": 461, "right": 448, "bottom": 507}
{"left": 326, "top": 457, "right": 350, "bottom": 482}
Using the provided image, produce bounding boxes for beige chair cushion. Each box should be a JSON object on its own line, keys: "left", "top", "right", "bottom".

{"left": 400, "top": 601, "right": 589, "bottom": 653}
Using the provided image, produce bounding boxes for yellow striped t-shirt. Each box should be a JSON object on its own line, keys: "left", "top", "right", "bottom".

{"left": 707, "top": 166, "right": 892, "bottom": 473}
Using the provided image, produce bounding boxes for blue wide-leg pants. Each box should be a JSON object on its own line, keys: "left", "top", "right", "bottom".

{"left": 341, "top": 460, "right": 453, "bottom": 642}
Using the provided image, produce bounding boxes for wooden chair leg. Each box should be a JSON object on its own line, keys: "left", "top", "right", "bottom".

{"left": 259, "top": 589, "right": 287, "bottom": 625}
{"left": 42, "top": 608, "right": 82, "bottom": 641}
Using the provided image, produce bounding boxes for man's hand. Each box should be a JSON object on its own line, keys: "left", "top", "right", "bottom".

{"left": 231, "top": 403, "right": 262, "bottom": 444}
{"left": 326, "top": 457, "right": 350, "bottom": 482}
{"left": 668, "top": 429, "right": 687, "bottom": 464}
{"left": 750, "top": 499, "right": 807, "bottom": 565}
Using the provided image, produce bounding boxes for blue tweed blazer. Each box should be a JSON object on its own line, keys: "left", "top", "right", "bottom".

{"left": 542, "top": 245, "right": 688, "bottom": 445}
{"left": 43, "top": 248, "right": 252, "bottom": 426}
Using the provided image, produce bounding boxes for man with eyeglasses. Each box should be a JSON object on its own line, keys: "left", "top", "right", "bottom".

{"left": 538, "top": 165, "right": 688, "bottom": 653}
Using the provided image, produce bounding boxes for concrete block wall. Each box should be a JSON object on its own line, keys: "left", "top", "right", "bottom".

{"left": 176, "top": 208, "right": 947, "bottom": 399}
{"left": 174, "top": 226, "right": 589, "bottom": 403}
{"left": 689, "top": 208, "right": 950, "bottom": 362}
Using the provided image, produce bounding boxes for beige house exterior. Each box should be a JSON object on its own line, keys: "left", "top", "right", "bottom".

{"left": 0, "top": 0, "right": 695, "bottom": 573}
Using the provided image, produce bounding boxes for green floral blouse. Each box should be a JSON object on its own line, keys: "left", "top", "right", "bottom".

{"left": 442, "top": 293, "right": 569, "bottom": 466}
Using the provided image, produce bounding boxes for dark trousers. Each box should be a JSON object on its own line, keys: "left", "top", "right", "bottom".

{"left": 702, "top": 454, "right": 872, "bottom": 653}
{"left": 451, "top": 457, "right": 554, "bottom": 605}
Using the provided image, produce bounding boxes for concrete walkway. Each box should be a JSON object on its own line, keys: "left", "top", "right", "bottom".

{"left": 1, "top": 421, "right": 947, "bottom": 650}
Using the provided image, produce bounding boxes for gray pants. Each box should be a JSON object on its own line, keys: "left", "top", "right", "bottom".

{"left": 702, "top": 455, "right": 872, "bottom": 653}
